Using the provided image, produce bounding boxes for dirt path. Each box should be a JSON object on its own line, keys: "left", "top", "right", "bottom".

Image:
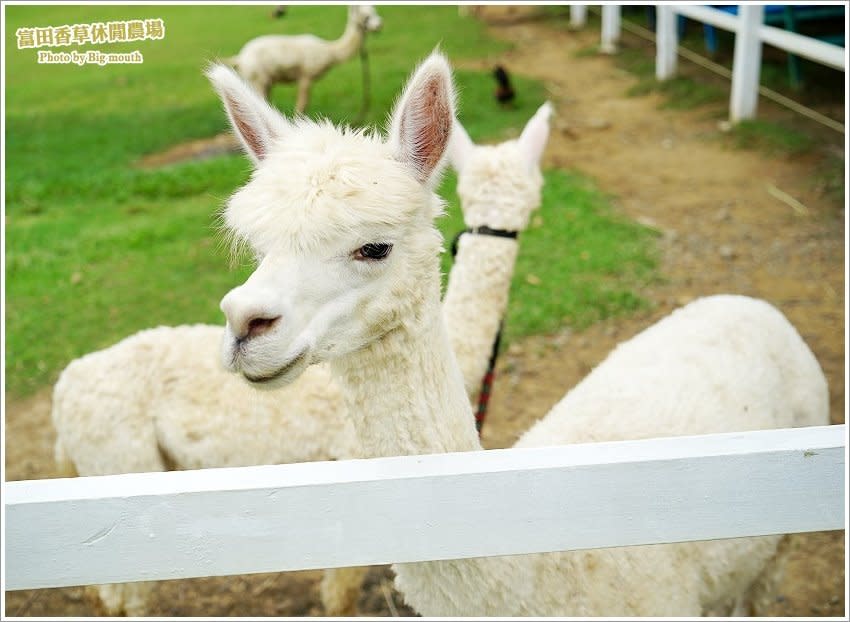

{"left": 5, "top": 10, "right": 845, "bottom": 617}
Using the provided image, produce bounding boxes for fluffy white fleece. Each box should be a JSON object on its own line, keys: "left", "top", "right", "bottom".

{"left": 390, "top": 294, "right": 829, "bottom": 616}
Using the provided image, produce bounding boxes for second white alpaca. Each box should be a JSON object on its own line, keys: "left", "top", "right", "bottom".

{"left": 210, "top": 51, "right": 830, "bottom": 616}
{"left": 226, "top": 5, "right": 382, "bottom": 111}
{"left": 443, "top": 101, "right": 552, "bottom": 403}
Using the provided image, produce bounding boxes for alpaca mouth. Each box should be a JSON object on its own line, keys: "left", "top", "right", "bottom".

{"left": 244, "top": 347, "right": 309, "bottom": 385}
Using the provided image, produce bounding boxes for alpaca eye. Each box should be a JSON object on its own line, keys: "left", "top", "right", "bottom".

{"left": 354, "top": 243, "right": 393, "bottom": 261}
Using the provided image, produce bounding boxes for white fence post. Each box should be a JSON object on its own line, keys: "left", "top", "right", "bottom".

{"left": 729, "top": 4, "right": 764, "bottom": 122}
{"left": 600, "top": 4, "right": 621, "bottom": 54}
{"left": 570, "top": 4, "right": 587, "bottom": 29}
{"left": 656, "top": 4, "right": 678, "bottom": 80}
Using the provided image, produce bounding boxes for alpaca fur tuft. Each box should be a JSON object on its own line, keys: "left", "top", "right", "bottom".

{"left": 225, "top": 120, "right": 434, "bottom": 257}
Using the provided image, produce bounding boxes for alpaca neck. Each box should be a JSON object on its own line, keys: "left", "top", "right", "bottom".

{"left": 330, "top": 248, "right": 535, "bottom": 615}
{"left": 332, "top": 295, "right": 481, "bottom": 458}
{"left": 442, "top": 232, "right": 519, "bottom": 399}
{"left": 328, "top": 16, "right": 365, "bottom": 64}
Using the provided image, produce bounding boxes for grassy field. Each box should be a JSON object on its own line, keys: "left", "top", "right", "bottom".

{"left": 4, "top": 5, "right": 659, "bottom": 397}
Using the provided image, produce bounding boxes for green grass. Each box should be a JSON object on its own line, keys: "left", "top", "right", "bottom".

{"left": 499, "top": 170, "right": 660, "bottom": 338}
{"left": 655, "top": 77, "right": 725, "bottom": 110}
{"left": 5, "top": 5, "right": 659, "bottom": 398}
{"left": 617, "top": 45, "right": 726, "bottom": 110}
{"left": 727, "top": 119, "right": 816, "bottom": 156}
{"left": 626, "top": 75, "right": 726, "bottom": 111}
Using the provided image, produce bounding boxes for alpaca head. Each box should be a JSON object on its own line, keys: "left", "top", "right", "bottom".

{"left": 448, "top": 101, "right": 552, "bottom": 232}
{"left": 208, "top": 52, "right": 455, "bottom": 387}
{"left": 351, "top": 5, "right": 382, "bottom": 33}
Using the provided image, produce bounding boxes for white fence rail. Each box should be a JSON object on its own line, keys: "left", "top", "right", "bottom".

{"left": 659, "top": 4, "right": 846, "bottom": 121}
{"left": 572, "top": 4, "right": 846, "bottom": 123}
{"left": 5, "top": 425, "right": 845, "bottom": 591}
{"left": 667, "top": 4, "right": 846, "bottom": 71}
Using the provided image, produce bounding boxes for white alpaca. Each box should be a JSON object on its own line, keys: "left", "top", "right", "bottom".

{"left": 50, "top": 100, "right": 552, "bottom": 614}
{"left": 226, "top": 5, "right": 382, "bottom": 111}
{"left": 443, "top": 102, "right": 551, "bottom": 403}
{"left": 210, "top": 52, "right": 829, "bottom": 616}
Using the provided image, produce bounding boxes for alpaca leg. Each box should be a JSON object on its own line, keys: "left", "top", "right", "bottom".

{"left": 89, "top": 582, "right": 156, "bottom": 616}
{"left": 246, "top": 76, "right": 268, "bottom": 100}
{"left": 53, "top": 439, "right": 78, "bottom": 477}
{"left": 51, "top": 336, "right": 177, "bottom": 616}
{"left": 320, "top": 566, "right": 368, "bottom": 616}
{"left": 295, "top": 77, "right": 312, "bottom": 114}
{"left": 743, "top": 536, "right": 792, "bottom": 615}
{"left": 56, "top": 418, "right": 166, "bottom": 616}
{"left": 730, "top": 595, "right": 751, "bottom": 617}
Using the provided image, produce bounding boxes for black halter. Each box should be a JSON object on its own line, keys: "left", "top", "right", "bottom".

{"left": 450, "top": 226, "right": 518, "bottom": 258}
{"left": 449, "top": 225, "right": 519, "bottom": 435}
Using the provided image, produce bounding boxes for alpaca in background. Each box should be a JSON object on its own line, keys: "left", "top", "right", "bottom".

{"left": 226, "top": 5, "right": 381, "bottom": 111}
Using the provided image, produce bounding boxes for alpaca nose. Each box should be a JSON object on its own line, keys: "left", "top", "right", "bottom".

{"left": 244, "top": 315, "right": 281, "bottom": 340}
{"left": 220, "top": 290, "right": 282, "bottom": 341}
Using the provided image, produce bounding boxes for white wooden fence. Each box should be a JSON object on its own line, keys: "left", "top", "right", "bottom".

{"left": 572, "top": 4, "right": 847, "bottom": 122}
{"left": 5, "top": 424, "right": 845, "bottom": 591}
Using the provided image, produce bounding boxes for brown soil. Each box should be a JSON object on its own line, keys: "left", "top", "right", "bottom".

{"left": 134, "top": 132, "right": 241, "bottom": 169}
{"left": 5, "top": 8, "right": 845, "bottom": 618}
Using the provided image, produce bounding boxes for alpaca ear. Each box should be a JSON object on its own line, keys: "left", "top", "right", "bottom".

{"left": 205, "top": 63, "right": 289, "bottom": 165}
{"left": 447, "top": 119, "right": 475, "bottom": 174}
{"left": 517, "top": 101, "right": 553, "bottom": 169}
{"left": 389, "top": 52, "right": 456, "bottom": 186}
